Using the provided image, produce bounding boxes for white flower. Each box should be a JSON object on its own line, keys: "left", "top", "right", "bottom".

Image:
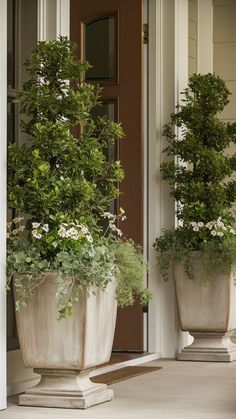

{"left": 211, "top": 230, "right": 217, "bottom": 236}
{"left": 78, "top": 225, "right": 89, "bottom": 235}
{"left": 67, "top": 227, "right": 79, "bottom": 240}
{"left": 198, "top": 222, "right": 204, "bottom": 228}
{"left": 193, "top": 226, "right": 199, "bottom": 232}
{"left": 121, "top": 215, "right": 127, "bottom": 221}
{"left": 109, "top": 220, "right": 116, "bottom": 229}
{"left": 42, "top": 224, "right": 49, "bottom": 232}
{"left": 52, "top": 241, "right": 58, "bottom": 248}
{"left": 32, "top": 230, "right": 42, "bottom": 239}
{"left": 206, "top": 222, "right": 213, "bottom": 230}
{"left": 32, "top": 222, "right": 41, "bottom": 229}
{"left": 111, "top": 224, "right": 123, "bottom": 236}
{"left": 190, "top": 222, "right": 197, "bottom": 227}
{"left": 230, "top": 228, "right": 236, "bottom": 235}
{"left": 103, "top": 212, "right": 114, "bottom": 220}
{"left": 217, "top": 231, "right": 224, "bottom": 237}
{"left": 58, "top": 226, "right": 67, "bottom": 237}
{"left": 216, "top": 217, "right": 224, "bottom": 228}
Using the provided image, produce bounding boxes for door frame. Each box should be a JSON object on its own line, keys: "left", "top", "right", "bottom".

{"left": 0, "top": 0, "right": 7, "bottom": 410}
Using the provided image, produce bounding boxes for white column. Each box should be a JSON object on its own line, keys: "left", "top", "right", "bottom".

{"left": 56, "top": 0, "right": 70, "bottom": 38}
{"left": 148, "top": 0, "right": 179, "bottom": 358}
{"left": 175, "top": 0, "right": 192, "bottom": 352}
{"left": 38, "top": 0, "right": 70, "bottom": 41}
{"left": 0, "top": 0, "right": 7, "bottom": 411}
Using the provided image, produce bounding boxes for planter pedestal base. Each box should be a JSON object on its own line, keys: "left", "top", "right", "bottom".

{"left": 178, "top": 331, "right": 236, "bottom": 362}
{"left": 19, "top": 369, "right": 113, "bottom": 409}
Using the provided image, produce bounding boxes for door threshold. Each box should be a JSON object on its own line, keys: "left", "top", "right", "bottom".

{"left": 90, "top": 353, "right": 160, "bottom": 378}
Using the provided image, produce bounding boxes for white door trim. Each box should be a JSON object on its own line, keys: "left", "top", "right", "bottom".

{"left": 0, "top": 0, "right": 7, "bottom": 410}
{"left": 7, "top": 0, "right": 70, "bottom": 398}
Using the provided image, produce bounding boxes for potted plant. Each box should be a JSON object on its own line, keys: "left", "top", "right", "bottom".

{"left": 154, "top": 73, "right": 236, "bottom": 362}
{"left": 7, "top": 37, "right": 151, "bottom": 409}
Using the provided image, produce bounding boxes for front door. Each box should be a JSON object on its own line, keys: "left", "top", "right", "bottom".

{"left": 70, "top": 0, "right": 145, "bottom": 351}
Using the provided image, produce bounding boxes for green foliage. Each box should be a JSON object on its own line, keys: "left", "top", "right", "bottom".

{"left": 154, "top": 73, "right": 236, "bottom": 280}
{"left": 8, "top": 36, "right": 124, "bottom": 229}
{"left": 7, "top": 37, "right": 151, "bottom": 317}
{"left": 110, "top": 240, "right": 152, "bottom": 307}
{"left": 8, "top": 218, "right": 151, "bottom": 318}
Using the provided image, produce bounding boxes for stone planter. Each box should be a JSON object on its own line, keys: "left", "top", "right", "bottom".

{"left": 14, "top": 273, "right": 117, "bottom": 409}
{"left": 173, "top": 252, "right": 236, "bottom": 362}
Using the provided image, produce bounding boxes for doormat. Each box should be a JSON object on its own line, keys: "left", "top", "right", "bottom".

{"left": 95, "top": 353, "right": 134, "bottom": 369}
{"left": 91, "top": 366, "right": 161, "bottom": 385}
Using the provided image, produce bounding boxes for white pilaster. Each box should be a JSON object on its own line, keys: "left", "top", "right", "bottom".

{"left": 38, "top": 0, "right": 70, "bottom": 41}
{"left": 0, "top": 0, "right": 7, "bottom": 411}
{"left": 175, "top": 0, "right": 192, "bottom": 352}
{"left": 37, "top": 0, "right": 48, "bottom": 41}
{"left": 148, "top": 0, "right": 179, "bottom": 358}
{"left": 56, "top": 0, "right": 70, "bottom": 38}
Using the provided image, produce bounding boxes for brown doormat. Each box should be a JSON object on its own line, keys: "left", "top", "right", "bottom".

{"left": 91, "top": 366, "right": 161, "bottom": 385}
{"left": 94, "top": 353, "right": 132, "bottom": 369}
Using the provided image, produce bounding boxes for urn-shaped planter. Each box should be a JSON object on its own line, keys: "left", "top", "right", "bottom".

{"left": 14, "top": 273, "right": 117, "bottom": 409}
{"left": 173, "top": 252, "right": 236, "bottom": 362}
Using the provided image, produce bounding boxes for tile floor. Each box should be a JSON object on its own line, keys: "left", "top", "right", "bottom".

{"left": 2, "top": 359, "right": 236, "bottom": 419}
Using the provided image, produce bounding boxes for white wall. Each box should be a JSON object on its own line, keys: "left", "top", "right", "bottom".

{"left": 213, "top": 0, "right": 236, "bottom": 185}
{"left": 188, "top": 0, "right": 214, "bottom": 76}
{"left": 213, "top": 0, "right": 236, "bottom": 122}
{"left": 0, "top": 0, "right": 7, "bottom": 410}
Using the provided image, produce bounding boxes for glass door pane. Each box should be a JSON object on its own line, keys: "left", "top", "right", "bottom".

{"left": 84, "top": 16, "right": 117, "bottom": 81}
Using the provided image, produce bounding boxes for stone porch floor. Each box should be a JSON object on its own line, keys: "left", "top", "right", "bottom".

{"left": 2, "top": 359, "right": 236, "bottom": 419}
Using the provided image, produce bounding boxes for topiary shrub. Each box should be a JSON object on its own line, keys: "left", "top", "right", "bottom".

{"left": 154, "top": 73, "right": 236, "bottom": 281}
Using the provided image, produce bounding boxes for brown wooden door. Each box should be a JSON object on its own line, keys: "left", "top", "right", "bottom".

{"left": 70, "top": 0, "right": 144, "bottom": 351}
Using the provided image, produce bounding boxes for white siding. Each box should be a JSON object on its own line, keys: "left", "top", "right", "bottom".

{"left": 188, "top": 0, "right": 198, "bottom": 75}
{"left": 213, "top": 0, "right": 236, "bottom": 122}
{"left": 213, "top": 0, "right": 236, "bottom": 175}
